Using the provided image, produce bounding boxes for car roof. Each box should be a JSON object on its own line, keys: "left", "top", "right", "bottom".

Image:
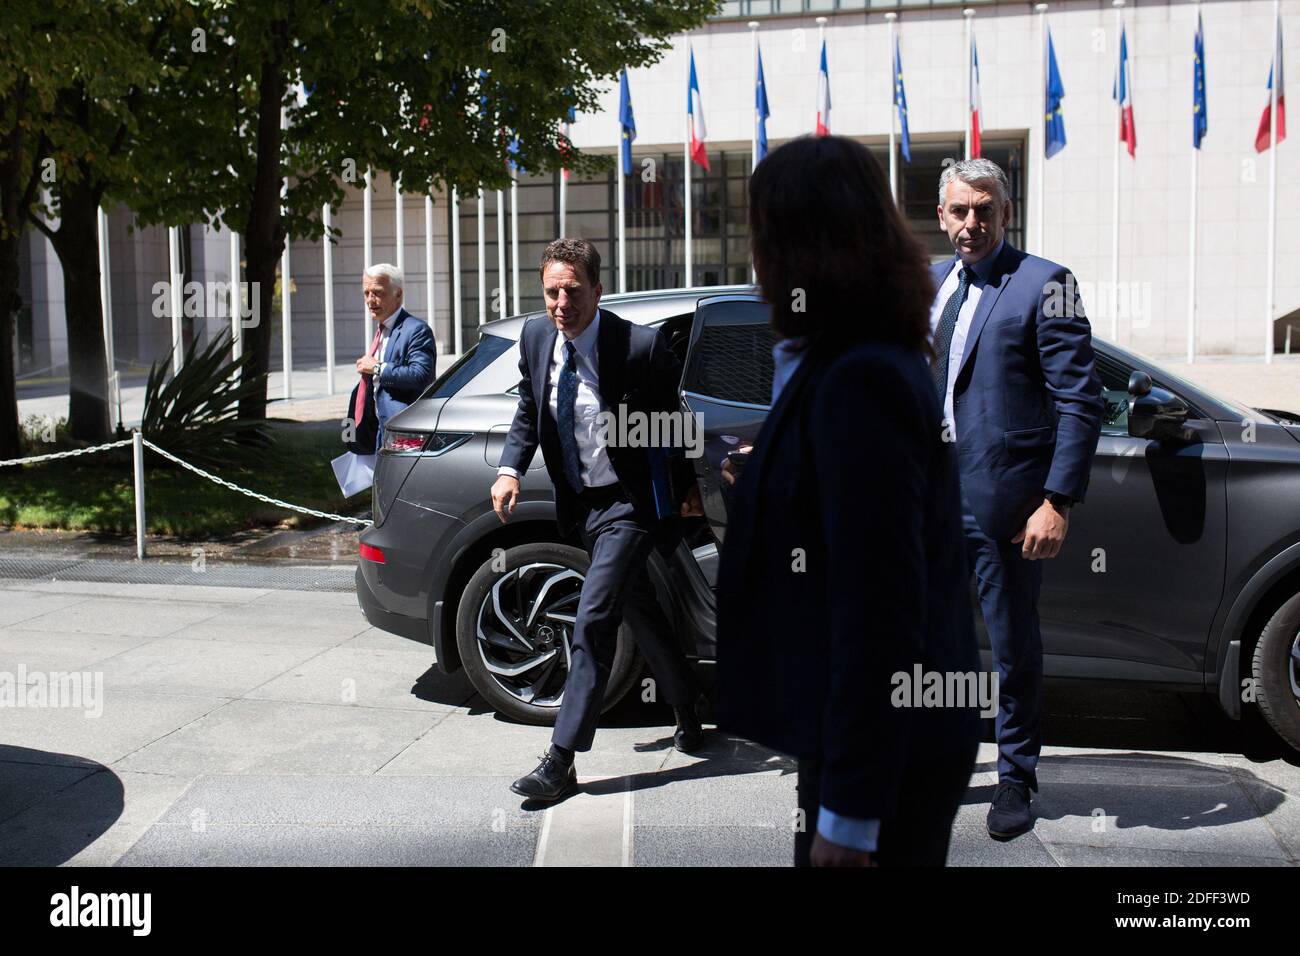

{"left": 479, "top": 284, "right": 757, "bottom": 339}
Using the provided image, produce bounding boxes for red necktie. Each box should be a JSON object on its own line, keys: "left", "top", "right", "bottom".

{"left": 352, "top": 324, "right": 384, "bottom": 425}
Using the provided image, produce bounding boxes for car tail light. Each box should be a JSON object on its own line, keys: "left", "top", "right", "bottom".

{"left": 382, "top": 430, "right": 427, "bottom": 453}
{"left": 359, "top": 543, "right": 385, "bottom": 563}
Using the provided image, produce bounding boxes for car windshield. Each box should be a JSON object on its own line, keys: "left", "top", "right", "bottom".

{"left": 425, "top": 333, "right": 514, "bottom": 400}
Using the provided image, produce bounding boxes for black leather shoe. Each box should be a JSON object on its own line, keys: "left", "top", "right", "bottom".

{"left": 986, "top": 780, "right": 1033, "bottom": 840}
{"left": 510, "top": 752, "right": 577, "bottom": 802}
{"left": 673, "top": 707, "right": 704, "bottom": 753}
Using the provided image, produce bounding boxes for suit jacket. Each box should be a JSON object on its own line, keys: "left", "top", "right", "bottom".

{"left": 931, "top": 242, "right": 1104, "bottom": 541}
{"left": 498, "top": 308, "right": 696, "bottom": 538}
{"left": 715, "top": 338, "right": 981, "bottom": 822}
{"left": 375, "top": 307, "right": 438, "bottom": 441}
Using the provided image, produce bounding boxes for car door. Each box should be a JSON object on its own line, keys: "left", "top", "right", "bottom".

{"left": 1033, "top": 349, "right": 1229, "bottom": 685}
{"left": 678, "top": 295, "right": 775, "bottom": 579}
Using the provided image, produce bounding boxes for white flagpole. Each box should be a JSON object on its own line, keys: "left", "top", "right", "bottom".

{"left": 96, "top": 206, "right": 116, "bottom": 411}
{"left": 684, "top": 39, "right": 693, "bottom": 291}
{"left": 1264, "top": 0, "right": 1279, "bottom": 364}
{"left": 279, "top": 104, "right": 292, "bottom": 401}
{"left": 323, "top": 202, "right": 335, "bottom": 395}
{"left": 886, "top": 13, "right": 899, "bottom": 204}
{"left": 964, "top": 9, "right": 974, "bottom": 161}
{"left": 363, "top": 167, "right": 373, "bottom": 345}
{"left": 168, "top": 225, "right": 183, "bottom": 376}
{"left": 1111, "top": 0, "right": 1125, "bottom": 344}
{"left": 477, "top": 187, "right": 487, "bottom": 326}
{"left": 618, "top": 113, "right": 627, "bottom": 293}
{"left": 451, "top": 186, "right": 463, "bottom": 356}
{"left": 1188, "top": 1, "right": 1201, "bottom": 365}
{"left": 559, "top": 171, "right": 567, "bottom": 237}
{"left": 817, "top": 16, "right": 827, "bottom": 131}
{"left": 496, "top": 188, "right": 507, "bottom": 317}
{"left": 511, "top": 178, "right": 519, "bottom": 315}
{"left": 229, "top": 229, "right": 241, "bottom": 361}
{"left": 426, "top": 192, "right": 437, "bottom": 334}
{"left": 1037, "top": 4, "right": 1049, "bottom": 257}
{"left": 394, "top": 175, "right": 404, "bottom": 274}
{"left": 750, "top": 20, "right": 760, "bottom": 284}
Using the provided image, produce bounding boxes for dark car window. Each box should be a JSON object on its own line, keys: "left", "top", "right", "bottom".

{"left": 425, "top": 333, "right": 513, "bottom": 400}
{"left": 1096, "top": 355, "right": 1135, "bottom": 435}
{"left": 683, "top": 301, "right": 775, "bottom": 407}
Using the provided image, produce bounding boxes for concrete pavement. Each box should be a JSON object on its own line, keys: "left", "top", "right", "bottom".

{"left": 0, "top": 572, "right": 1296, "bottom": 867}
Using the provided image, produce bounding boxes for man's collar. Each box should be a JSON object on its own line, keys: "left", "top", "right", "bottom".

{"left": 380, "top": 307, "right": 403, "bottom": 330}
{"left": 958, "top": 238, "right": 1005, "bottom": 283}
{"left": 558, "top": 309, "right": 601, "bottom": 358}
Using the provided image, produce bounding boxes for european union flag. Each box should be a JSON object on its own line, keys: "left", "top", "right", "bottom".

{"left": 618, "top": 69, "right": 636, "bottom": 176}
{"left": 893, "top": 37, "right": 911, "bottom": 163}
{"left": 1193, "top": 12, "right": 1208, "bottom": 148}
{"left": 1045, "top": 29, "right": 1067, "bottom": 158}
{"left": 756, "top": 46, "right": 771, "bottom": 162}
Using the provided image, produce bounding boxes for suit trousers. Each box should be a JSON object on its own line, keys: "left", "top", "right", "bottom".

{"left": 795, "top": 756, "right": 966, "bottom": 867}
{"left": 961, "top": 498, "right": 1044, "bottom": 791}
{"left": 550, "top": 485, "right": 695, "bottom": 753}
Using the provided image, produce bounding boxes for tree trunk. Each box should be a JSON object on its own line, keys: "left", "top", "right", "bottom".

{"left": 238, "top": 44, "right": 289, "bottom": 424}
{"left": 0, "top": 231, "right": 22, "bottom": 459}
{"left": 45, "top": 177, "right": 111, "bottom": 444}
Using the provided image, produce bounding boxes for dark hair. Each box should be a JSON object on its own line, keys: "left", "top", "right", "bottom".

{"left": 540, "top": 237, "right": 601, "bottom": 286}
{"left": 749, "top": 136, "right": 934, "bottom": 356}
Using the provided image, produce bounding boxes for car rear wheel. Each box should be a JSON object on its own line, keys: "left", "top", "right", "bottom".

{"left": 455, "top": 542, "right": 641, "bottom": 726}
{"left": 1251, "top": 591, "right": 1300, "bottom": 753}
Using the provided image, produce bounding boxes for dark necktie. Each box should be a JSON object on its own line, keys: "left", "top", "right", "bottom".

{"left": 556, "top": 340, "right": 584, "bottom": 492}
{"left": 932, "top": 266, "right": 973, "bottom": 402}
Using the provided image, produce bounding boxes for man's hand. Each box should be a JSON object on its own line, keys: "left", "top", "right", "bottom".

{"left": 680, "top": 483, "right": 704, "bottom": 517}
{"left": 1012, "top": 498, "right": 1070, "bottom": 560}
{"left": 720, "top": 445, "right": 753, "bottom": 486}
{"left": 356, "top": 354, "right": 379, "bottom": 375}
{"left": 810, "top": 832, "right": 876, "bottom": 867}
{"left": 491, "top": 475, "right": 521, "bottom": 523}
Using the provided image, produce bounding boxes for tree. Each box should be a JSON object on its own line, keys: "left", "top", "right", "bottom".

{"left": 125, "top": 0, "right": 718, "bottom": 422}
{"left": 0, "top": 1, "right": 164, "bottom": 455}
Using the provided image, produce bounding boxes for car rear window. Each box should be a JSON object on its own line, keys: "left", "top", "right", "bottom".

{"left": 425, "top": 333, "right": 513, "bottom": 400}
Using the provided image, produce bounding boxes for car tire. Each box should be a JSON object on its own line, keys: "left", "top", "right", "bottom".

{"left": 1251, "top": 591, "right": 1300, "bottom": 753}
{"left": 455, "top": 542, "right": 641, "bottom": 726}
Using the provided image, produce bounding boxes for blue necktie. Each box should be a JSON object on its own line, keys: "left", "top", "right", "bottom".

{"left": 556, "top": 340, "right": 584, "bottom": 492}
{"left": 932, "top": 266, "right": 973, "bottom": 402}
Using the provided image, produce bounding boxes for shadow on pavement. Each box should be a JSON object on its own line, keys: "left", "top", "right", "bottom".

{"left": 0, "top": 745, "right": 123, "bottom": 866}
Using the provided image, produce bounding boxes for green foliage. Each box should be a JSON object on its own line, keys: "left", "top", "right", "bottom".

{"left": 0, "top": 424, "right": 356, "bottom": 536}
{"left": 140, "top": 330, "right": 270, "bottom": 466}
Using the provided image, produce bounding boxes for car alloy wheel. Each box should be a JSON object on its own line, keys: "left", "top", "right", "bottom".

{"left": 1290, "top": 629, "right": 1300, "bottom": 706}
{"left": 474, "top": 562, "right": 583, "bottom": 708}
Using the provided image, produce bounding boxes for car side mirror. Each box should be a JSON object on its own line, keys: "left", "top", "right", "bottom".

{"left": 1128, "top": 372, "right": 1192, "bottom": 442}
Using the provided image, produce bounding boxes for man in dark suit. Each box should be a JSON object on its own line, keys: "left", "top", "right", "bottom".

{"left": 354, "top": 263, "right": 437, "bottom": 449}
{"left": 929, "top": 159, "right": 1103, "bottom": 839}
{"left": 491, "top": 238, "right": 703, "bottom": 802}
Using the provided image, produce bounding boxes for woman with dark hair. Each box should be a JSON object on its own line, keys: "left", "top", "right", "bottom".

{"left": 714, "top": 136, "right": 981, "bottom": 867}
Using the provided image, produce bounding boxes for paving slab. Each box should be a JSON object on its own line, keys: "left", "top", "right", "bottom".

{"left": 0, "top": 627, "right": 155, "bottom": 671}
{"left": 0, "top": 767, "right": 196, "bottom": 867}
{"left": 14, "top": 580, "right": 272, "bottom": 604}
{"left": 92, "top": 637, "right": 327, "bottom": 698}
{"left": 170, "top": 601, "right": 371, "bottom": 645}
{"left": 0, "top": 591, "right": 93, "bottom": 628}
{"left": 0, "top": 691, "right": 227, "bottom": 767}
{"left": 5, "top": 597, "right": 227, "bottom": 638}
{"left": 247, "top": 645, "right": 473, "bottom": 713}
{"left": 113, "top": 698, "right": 445, "bottom": 776}
{"left": 1042, "top": 843, "right": 1294, "bottom": 867}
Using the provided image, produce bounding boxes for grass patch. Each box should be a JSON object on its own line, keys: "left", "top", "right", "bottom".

{"left": 0, "top": 424, "right": 366, "bottom": 538}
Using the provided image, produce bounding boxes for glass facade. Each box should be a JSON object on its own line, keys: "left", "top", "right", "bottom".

{"left": 454, "top": 136, "right": 1025, "bottom": 347}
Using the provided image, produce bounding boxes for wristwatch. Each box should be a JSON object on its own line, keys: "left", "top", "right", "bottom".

{"left": 1045, "top": 491, "right": 1074, "bottom": 512}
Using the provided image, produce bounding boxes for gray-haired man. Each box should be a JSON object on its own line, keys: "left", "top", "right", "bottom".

{"left": 354, "top": 263, "right": 437, "bottom": 449}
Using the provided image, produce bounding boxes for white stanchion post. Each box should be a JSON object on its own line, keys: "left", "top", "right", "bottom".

{"left": 133, "top": 430, "right": 146, "bottom": 560}
{"left": 168, "top": 226, "right": 183, "bottom": 375}
{"left": 323, "top": 203, "right": 335, "bottom": 395}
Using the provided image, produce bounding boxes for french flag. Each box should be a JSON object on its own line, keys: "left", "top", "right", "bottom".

{"left": 688, "top": 48, "right": 709, "bottom": 171}
{"left": 969, "top": 36, "right": 982, "bottom": 158}
{"left": 1113, "top": 26, "right": 1137, "bottom": 157}
{"left": 816, "top": 39, "right": 831, "bottom": 136}
{"left": 1255, "top": 11, "right": 1287, "bottom": 152}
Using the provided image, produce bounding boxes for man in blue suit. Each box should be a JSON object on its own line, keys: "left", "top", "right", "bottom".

{"left": 355, "top": 263, "right": 437, "bottom": 449}
{"left": 929, "top": 159, "right": 1103, "bottom": 840}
